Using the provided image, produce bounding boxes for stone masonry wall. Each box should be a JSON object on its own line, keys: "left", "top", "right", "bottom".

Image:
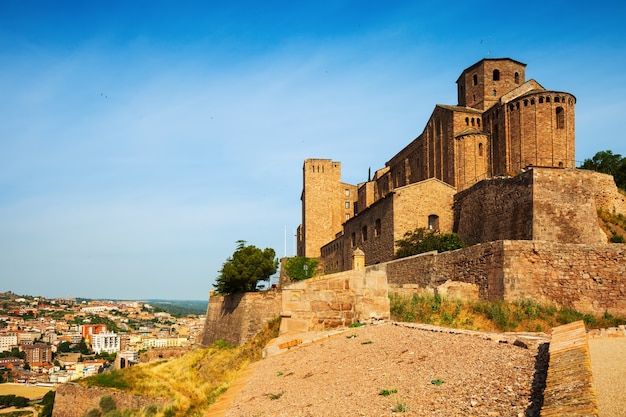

{"left": 200, "top": 291, "right": 282, "bottom": 347}
{"left": 386, "top": 242, "right": 506, "bottom": 300}
{"left": 502, "top": 240, "right": 626, "bottom": 315}
{"left": 532, "top": 169, "right": 606, "bottom": 243}
{"left": 386, "top": 240, "right": 626, "bottom": 316}
{"left": 454, "top": 173, "right": 533, "bottom": 245}
{"left": 280, "top": 268, "right": 389, "bottom": 334}
{"left": 53, "top": 383, "right": 169, "bottom": 417}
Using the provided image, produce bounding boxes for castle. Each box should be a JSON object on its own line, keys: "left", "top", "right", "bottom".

{"left": 296, "top": 57, "right": 611, "bottom": 272}
{"left": 202, "top": 57, "right": 626, "bottom": 349}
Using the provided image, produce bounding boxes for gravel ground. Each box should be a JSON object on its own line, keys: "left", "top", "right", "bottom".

{"left": 588, "top": 337, "right": 626, "bottom": 417}
{"left": 225, "top": 323, "right": 544, "bottom": 417}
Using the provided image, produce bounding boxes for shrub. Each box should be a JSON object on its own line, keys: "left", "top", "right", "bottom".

{"left": 396, "top": 228, "right": 465, "bottom": 258}
{"left": 99, "top": 396, "right": 116, "bottom": 414}
{"left": 85, "top": 409, "right": 102, "bottom": 417}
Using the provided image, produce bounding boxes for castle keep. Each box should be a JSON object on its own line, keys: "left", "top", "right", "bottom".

{"left": 297, "top": 58, "right": 588, "bottom": 272}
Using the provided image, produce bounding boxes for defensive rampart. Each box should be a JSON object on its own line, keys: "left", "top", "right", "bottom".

{"left": 200, "top": 290, "right": 282, "bottom": 347}
{"left": 279, "top": 268, "right": 389, "bottom": 334}
{"left": 454, "top": 168, "right": 619, "bottom": 246}
{"left": 386, "top": 240, "right": 626, "bottom": 316}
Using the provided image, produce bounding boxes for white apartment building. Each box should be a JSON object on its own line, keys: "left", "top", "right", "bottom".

{"left": 0, "top": 334, "right": 17, "bottom": 352}
{"left": 91, "top": 332, "right": 120, "bottom": 354}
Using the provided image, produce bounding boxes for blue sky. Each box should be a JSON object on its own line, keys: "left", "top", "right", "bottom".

{"left": 1, "top": 1, "right": 625, "bottom": 300}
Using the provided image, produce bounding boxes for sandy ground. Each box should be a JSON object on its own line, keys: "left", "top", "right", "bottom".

{"left": 0, "top": 383, "right": 51, "bottom": 399}
{"left": 588, "top": 337, "right": 626, "bottom": 417}
{"left": 223, "top": 323, "right": 546, "bottom": 417}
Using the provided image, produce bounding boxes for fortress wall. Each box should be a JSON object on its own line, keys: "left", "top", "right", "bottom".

{"left": 454, "top": 172, "right": 533, "bottom": 245}
{"left": 532, "top": 168, "right": 606, "bottom": 243}
{"left": 386, "top": 241, "right": 505, "bottom": 300}
{"left": 200, "top": 291, "right": 281, "bottom": 347}
{"left": 502, "top": 240, "right": 626, "bottom": 316}
{"left": 387, "top": 240, "right": 626, "bottom": 316}
{"left": 586, "top": 170, "right": 626, "bottom": 214}
{"left": 279, "top": 268, "right": 389, "bottom": 334}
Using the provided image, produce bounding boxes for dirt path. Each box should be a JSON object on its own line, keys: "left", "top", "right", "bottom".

{"left": 220, "top": 322, "right": 545, "bottom": 417}
{"left": 588, "top": 337, "right": 626, "bottom": 417}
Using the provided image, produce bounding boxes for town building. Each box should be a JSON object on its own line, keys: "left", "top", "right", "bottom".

{"left": 21, "top": 343, "right": 52, "bottom": 364}
{"left": 91, "top": 332, "right": 120, "bottom": 354}
{"left": 0, "top": 334, "right": 17, "bottom": 352}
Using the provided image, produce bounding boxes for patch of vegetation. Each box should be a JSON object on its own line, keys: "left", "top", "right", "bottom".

{"left": 389, "top": 293, "right": 626, "bottom": 332}
{"left": 431, "top": 379, "right": 445, "bottom": 386}
{"left": 378, "top": 388, "right": 398, "bottom": 396}
{"left": 348, "top": 322, "right": 365, "bottom": 328}
{"left": 598, "top": 209, "right": 626, "bottom": 243}
{"left": 393, "top": 402, "right": 409, "bottom": 412}
{"left": 267, "top": 392, "right": 283, "bottom": 400}
{"left": 283, "top": 256, "right": 319, "bottom": 281}
{"left": 81, "top": 316, "right": 281, "bottom": 416}
{"left": 396, "top": 228, "right": 465, "bottom": 258}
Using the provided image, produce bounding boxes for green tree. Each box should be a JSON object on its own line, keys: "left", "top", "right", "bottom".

{"left": 57, "top": 341, "right": 72, "bottom": 353}
{"left": 40, "top": 391, "right": 56, "bottom": 417}
{"left": 580, "top": 150, "right": 626, "bottom": 190}
{"left": 214, "top": 241, "right": 278, "bottom": 294}
{"left": 396, "top": 228, "right": 465, "bottom": 258}
{"left": 284, "top": 257, "right": 319, "bottom": 281}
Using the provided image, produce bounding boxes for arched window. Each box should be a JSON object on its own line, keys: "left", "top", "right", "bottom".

{"left": 350, "top": 233, "right": 356, "bottom": 248}
{"left": 471, "top": 118, "right": 475, "bottom": 126}
{"left": 473, "top": 74, "right": 478, "bottom": 86}
{"left": 493, "top": 69, "right": 500, "bottom": 81}
{"left": 555, "top": 97, "right": 560, "bottom": 103}
{"left": 556, "top": 107, "right": 565, "bottom": 129}
{"left": 478, "top": 142, "right": 484, "bottom": 156}
{"left": 493, "top": 89, "right": 497, "bottom": 96}
{"left": 465, "top": 117, "right": 469, "bottom": 126}
{"left": 428, "top": 215, "right": 440, "bottom": 231}
{"left": 374, "top": 219, "right": 381, "bottom": 237}
{"left": 539, "top": 97, "right": 544, "bottom": 104}
{"left": 477, "top": 118, "right": 481, "bottom": 127}
{"left": 361, "top": 226, "right": 368, "bottom": 242}
{"left": 514, "top": 72, "right": 520, "bottom": 84}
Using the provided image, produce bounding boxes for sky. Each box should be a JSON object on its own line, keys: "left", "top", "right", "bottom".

{"left": 1, "top": 1, "right": 626, "bottom": 301}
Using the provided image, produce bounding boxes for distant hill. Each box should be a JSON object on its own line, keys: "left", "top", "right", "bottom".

{"left": 143, "top": 299, "right": 208, "bottom": 316}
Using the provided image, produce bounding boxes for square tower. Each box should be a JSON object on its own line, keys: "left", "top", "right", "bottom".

{"left": 298, "top": 159, "right": 357, "bottom": 258}
{"left": 456, "top": 58, "right": 526, "bottom": 110}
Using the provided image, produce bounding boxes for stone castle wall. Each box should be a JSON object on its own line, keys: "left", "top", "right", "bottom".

{"left": 53, "top": 383, "right": 169, "bottom": 417}
{"left": 200, "top": 290, "right": 282, "bottom": 347}
{"left": 279, "top": 268, "right": 389, "bottom": 334}
{"left": 501, "top": 240, "right": 626, "bottom": 315}
{"left": 387, "top": 240, "right": 626, "bottom": 316}
{"left": 454, "top": 168, "right": 619, "bottom": 246}
{"left": 454, "top": 174, "right": 533, "bottom": 245}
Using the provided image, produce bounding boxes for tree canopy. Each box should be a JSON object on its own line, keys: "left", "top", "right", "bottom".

{"left": 214, "top": 241, "right": 278, "bottom": 294}
{"left": 284, "top": 257, "right": 319, "bottom": 281}
{"left": 580, "top": 150, "right": 626, "bottom": 190}
{"left": 395, "top": 228, "right": 465, "bottom": 258}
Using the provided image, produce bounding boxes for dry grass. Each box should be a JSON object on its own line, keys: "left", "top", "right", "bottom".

{"left": 80, "top": 316, "right": 281, "bottom": 417}
{"left": 390, "top": 293, "right": 626, "bottom": 333}
{"left": 598, "top": 209, "right": 626, "bottom": 242}
{"left": 0, "top": 383, "right": 52, "bottom": 399}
